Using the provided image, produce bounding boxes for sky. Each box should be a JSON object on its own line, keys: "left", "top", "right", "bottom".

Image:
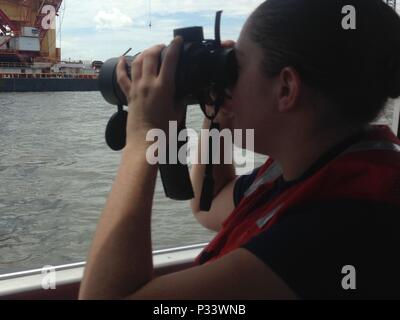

{"left": 55, "top": 0, "right": 265, "bottom": 62}
{"left": 54, "top": 0, "right": 399, "bottom": 62}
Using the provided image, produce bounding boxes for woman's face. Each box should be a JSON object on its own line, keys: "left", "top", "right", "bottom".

{"left": 223, "top": 20, "right": 281, "bottom": 154}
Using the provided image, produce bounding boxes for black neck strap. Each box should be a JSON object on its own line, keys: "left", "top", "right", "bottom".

{"left": 198, "top": 94, "right": 224, "bottom": 211}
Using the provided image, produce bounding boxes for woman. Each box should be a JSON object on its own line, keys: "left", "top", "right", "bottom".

{"left": 79, "top": 0, "right": 400, "bottom": 299}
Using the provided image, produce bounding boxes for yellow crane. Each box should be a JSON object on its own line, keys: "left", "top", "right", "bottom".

{"left": 0, "top": 0, "right": 62, "bottom": 62}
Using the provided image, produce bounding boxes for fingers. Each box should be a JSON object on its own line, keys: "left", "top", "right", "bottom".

{"left": 131, "top": 53, "right": 143, "bottom": 82}
{"left": 221, "top": 40, "right": 236, "bottom": 48}
{"left": 116, "top": 57, "right": 131, "bottom": 97}
{"left": 159, "top": 36, "right": 183, "bottom": 85}
{"left": 142, "top": 44, "right": 166, "bottom": 81}
{"left": 130, "top": 38, "right": 232, "bottom": 86}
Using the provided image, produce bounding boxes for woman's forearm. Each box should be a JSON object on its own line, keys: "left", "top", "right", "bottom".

{"left": 79, "top": 136, "right": 158, "bottom": 300}
{"left": 79, "top": 38, "right": 184, "bottom": 299}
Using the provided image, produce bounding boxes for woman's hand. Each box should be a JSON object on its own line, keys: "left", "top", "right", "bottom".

{"left": 116, "top": 36, "right": 185, "bottom": 146}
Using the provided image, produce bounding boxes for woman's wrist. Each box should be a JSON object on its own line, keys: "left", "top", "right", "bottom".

{"left": 123, "top": 133, "right": 155, "bottom": 162}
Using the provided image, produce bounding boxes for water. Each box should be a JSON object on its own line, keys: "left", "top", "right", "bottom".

{"left": 0, "top": 92, "right": 395, "bottom": 275}
{"left": 0, "top": 92, "right": 219, "bottom": 275}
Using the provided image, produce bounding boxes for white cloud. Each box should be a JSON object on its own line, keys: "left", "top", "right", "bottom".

{"left": 94, "top": 8, "right": 133, "bottom": 30}
{"left": 56, "top": 0, "right": 264, "bottom": 60}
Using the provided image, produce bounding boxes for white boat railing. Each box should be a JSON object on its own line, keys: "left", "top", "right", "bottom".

{"left": 0, "top": 243, "right": 207, "bottom": 299}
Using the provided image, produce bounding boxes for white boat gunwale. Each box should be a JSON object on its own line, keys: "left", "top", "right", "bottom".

{"left": 0, "top": 243, "right": 207, "bottom": 299}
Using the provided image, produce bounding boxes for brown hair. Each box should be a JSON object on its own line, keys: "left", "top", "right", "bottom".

{"left": 250, "top": 0, "right": 400, "bottom": 127}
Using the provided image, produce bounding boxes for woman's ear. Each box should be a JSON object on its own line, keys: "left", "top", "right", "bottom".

{"left": 276, "top": 66, "right": 302, "bottom": 113}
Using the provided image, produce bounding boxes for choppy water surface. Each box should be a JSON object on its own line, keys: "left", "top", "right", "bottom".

{"left": 0, "top": 92, "right": 217, "bottom": 275}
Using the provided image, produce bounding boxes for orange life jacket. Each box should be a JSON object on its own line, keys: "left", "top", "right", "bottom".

{"left": 196, "top": 125, "right": 400, "bottom": 265}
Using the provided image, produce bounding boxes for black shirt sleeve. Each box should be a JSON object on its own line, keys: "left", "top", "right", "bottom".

{"left": 242, "top": 200, "right": 400, "bottom": 299}
{"left": 233, "top": 167, "right": 261, "bottom": 207}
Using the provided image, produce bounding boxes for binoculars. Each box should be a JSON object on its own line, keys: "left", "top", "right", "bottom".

{"left": 98, "top": 11, "right": 238, "bottom": 208}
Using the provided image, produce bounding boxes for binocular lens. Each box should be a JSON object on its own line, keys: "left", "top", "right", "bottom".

{"left": 98, "top": 55, "right": 137, "bottom": 106}
{"left": 99, "top": 47, "right": 237, "bottom": 108}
